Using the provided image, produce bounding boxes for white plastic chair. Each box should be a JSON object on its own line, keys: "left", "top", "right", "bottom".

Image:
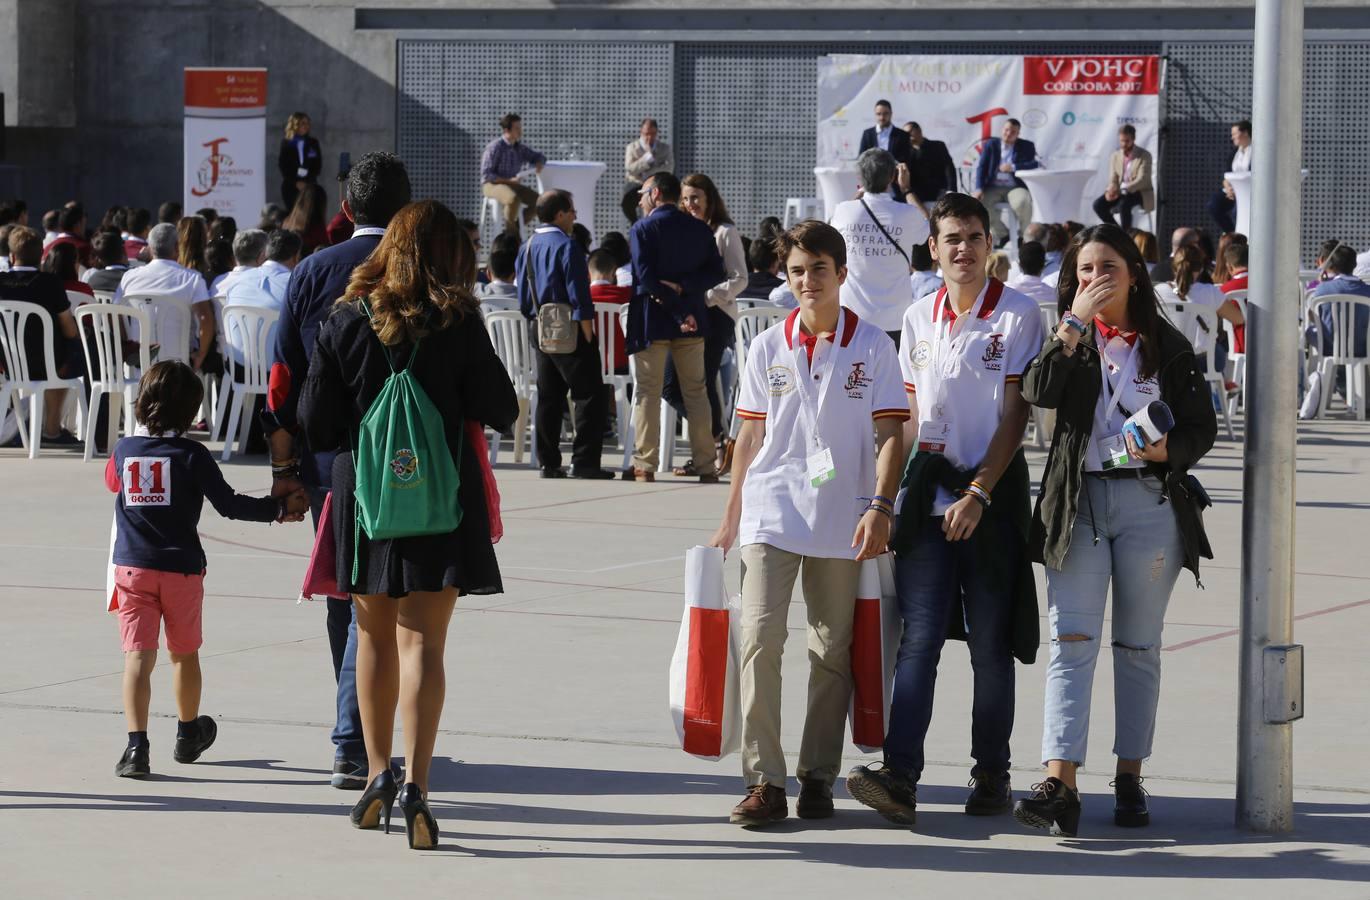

{"left": 92, "top": 290, "right": 116, "bottom": 305}
{"left": 125, "top": 293, "right": 193, "bottom": 365}
{"left": 1309, "top": 296, "right": 1370, "bottom": 420}
{"left": 595, "top": 301, "right": 634, "bottom": 471}
{"left": 0, "top": 300, "right": 89, "bottom": 459}
{"left": 727, "top": 307, "right": 788, "bottom": 436}
{"left": 485, "top": 310, "right": 537, "bottom": 466}
{"left": 783, "top": 197, "right": 822, "bottom": 228}
{"left": 66, "top": 289, "right": 97, "bottom": 311}
{"left": 75, "top": 304, "right": 151, "bottom": 461}
{"left": 217, "top": 305, "right": 279, "bottom": 460}
{"left": 1159, "top": 300, "right": 1235, "bottom": 440}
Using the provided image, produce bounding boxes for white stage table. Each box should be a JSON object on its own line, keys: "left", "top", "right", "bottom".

{"left": 1016, "top": 168, "right": 1095, "bottom": 225}
{"left": 813, "top": 166, "right": 859, "bottom": 221}
{"left": 1225, "top": 169, "right": 1307, "bottom": 238}
{"left": 538, "top": 160, "right": 608, "bottom": 240}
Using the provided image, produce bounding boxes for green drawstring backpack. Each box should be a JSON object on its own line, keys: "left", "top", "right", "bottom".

{"left": 351, "top": 299, "right": 462, "bottom": 584}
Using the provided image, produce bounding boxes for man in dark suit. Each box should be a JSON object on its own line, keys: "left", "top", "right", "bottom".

{"left": 973, "top": 118, "right": 1039, "bottom": 247}
{"left": 858, "top": 100, "right": 913, "bottom": 202}
{"left": 903, "top": 122, "right": 958, "bottom": 207}
{"left": 626, "top": 172, "right": 726, "bottom": 483}
{"left": 264, "top": 150, "right": 410, "bottom": 791}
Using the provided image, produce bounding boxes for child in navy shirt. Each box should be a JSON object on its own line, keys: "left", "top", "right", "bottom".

{"left": 105, "top": 361, "right": 307, "bottom": 778}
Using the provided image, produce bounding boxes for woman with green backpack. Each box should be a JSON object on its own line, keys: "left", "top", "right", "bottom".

{"left": 300, "top": 200, "right": 519, "bottom": 849}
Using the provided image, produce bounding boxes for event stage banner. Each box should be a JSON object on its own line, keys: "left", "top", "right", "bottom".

{"left": 818, "top": 55, "right": 1161, "bottom": 222}
{"left": 183, "top": 68, "right": 268, "bottom": 224}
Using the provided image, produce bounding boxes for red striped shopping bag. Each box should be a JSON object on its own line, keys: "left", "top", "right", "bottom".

{"left": 668, "top": 545, "right": 741, "bottom": 761}
{"left": 848, "top": 554, "right": 901, "bottom": 753}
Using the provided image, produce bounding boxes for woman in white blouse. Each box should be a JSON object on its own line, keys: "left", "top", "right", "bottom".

{"left": 664, "top": 173, "right": 747, "bottom": 474}
{"left": 1153, "top": 243, "right": 1243, "bottom": 378}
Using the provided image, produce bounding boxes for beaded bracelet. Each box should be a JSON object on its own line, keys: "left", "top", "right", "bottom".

{"left": 1061, "top": 313, "right": 1087, "bottom": 334}
{"left": 865, "top": 503, "right": 894, "bottom": 520}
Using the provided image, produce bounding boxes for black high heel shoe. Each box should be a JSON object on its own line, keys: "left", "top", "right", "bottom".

{"left": 1013, "top": 777, "right": 1082, "bottom": 837}
{"left": 398, "top": 783, "right": 439, "bottom": 850}
{"left": 350, "top": 769, "right": 399, "bottom": 833}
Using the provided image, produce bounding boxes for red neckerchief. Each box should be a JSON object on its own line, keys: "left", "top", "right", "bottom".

{"left": 1094, "top": 317, "right": 1138, "bottom": 346}
{"left": 796, "top": 326, "right": 835, "bottom": 363}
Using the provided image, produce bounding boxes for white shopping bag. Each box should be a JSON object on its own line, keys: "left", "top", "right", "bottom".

{"left": 668, "top": 545, "right": 742, "bottom": 761}
{"left": 848, "top": 554, "right": 901, "bottom": 753}
{"left": 104, "top": 513, "right": 119, "bottom": 612}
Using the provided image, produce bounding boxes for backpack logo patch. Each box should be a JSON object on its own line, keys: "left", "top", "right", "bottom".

{"left": 389, "top": 448, "right": 419, "bottom": 483}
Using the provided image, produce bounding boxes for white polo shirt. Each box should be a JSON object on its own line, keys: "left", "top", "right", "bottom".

{"left": 899, "top": 278, "right": 1046, "bottom": 513}
{"left": 831, "top": 194, "right": 929, "bottom": 333}
{"left": 735, "top": 307, "right": 909, "bottom": 559}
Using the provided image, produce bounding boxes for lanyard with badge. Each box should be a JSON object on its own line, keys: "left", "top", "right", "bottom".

{"left": 1095, "top": 336, "right": 1141, "bottom": 469}
{"left": 790, "top": 312, "right": 849, "bottom": 487}
{"left": 918, "top": 287, "right": 988, "bottom": 452}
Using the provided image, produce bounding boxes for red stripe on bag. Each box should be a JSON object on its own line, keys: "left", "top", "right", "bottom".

{"left": 682, "top": 606, "right": 730, "bottom": 758}
{"left": 849, "top": 595, "right": 885, "bottom": 748}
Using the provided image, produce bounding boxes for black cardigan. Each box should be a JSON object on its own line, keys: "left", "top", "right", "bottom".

{"left": 1021, "top": 318, "right": 1218, "bottom": 581}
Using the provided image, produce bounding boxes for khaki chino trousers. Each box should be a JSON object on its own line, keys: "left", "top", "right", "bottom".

{"left": 630, "top": 338, "right": 717, "bottom": 474}
{"left": 738, "top": 543, "right": 861, "bottom": 789}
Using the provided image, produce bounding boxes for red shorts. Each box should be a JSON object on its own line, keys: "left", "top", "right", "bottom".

{"left": 114, "top": 566, "right": 206, "bottom": 655}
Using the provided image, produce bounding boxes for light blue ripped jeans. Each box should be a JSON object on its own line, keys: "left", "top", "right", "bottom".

{"left": 1041, "top": 473, "right": 1184, "bottom": 766}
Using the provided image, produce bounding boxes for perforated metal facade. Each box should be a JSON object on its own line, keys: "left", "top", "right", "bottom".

{"left": 399, "top": 39, "right": 1370, "bottom": 261}
{"left": 396, "top": 41, "right": 673, "bottom": 241}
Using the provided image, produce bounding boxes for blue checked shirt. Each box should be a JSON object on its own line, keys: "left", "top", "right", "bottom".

{"left": 481, "top": 137, "right": 547, "bottom": 184}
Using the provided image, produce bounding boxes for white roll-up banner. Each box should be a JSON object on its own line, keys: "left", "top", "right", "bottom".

{"left": 184, "top": 68, "right": 268, "bottom": 224}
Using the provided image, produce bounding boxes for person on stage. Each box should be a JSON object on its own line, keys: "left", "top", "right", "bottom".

{"left": 1092, "top": 125, "right": 1154, "bottom": 231}
{"left": 709, "top": 220, "right": 907, "bottom": 827}
{"left": 622, "top": 117, "right": 674, "bottom": 225}
{"left": 278, "top": 112, "right": 322, "bottom": 211}
{"left": 846, "top": 193, "right": 1044, "bottom": 828}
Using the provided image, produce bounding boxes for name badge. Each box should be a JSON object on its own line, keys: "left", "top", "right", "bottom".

{"left": 296, "top": 166, "right": 309, "bottom": 178}
{"left": 807, "top": 447, "right": 836, "bottom": 488}
{"left": 917, "top": 404, "right": 954, "bottom": 453}
{"left": 1098, "top": 434, "right": 1130, "bottom": 470}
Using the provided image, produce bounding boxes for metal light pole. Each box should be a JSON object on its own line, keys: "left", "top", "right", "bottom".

{"left": 1237, "top": 0, "right": 1304, "bottom": 833}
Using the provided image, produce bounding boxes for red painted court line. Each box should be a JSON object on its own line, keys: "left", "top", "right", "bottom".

{"left": 1164, "top": 596, "right": 1370, "bottom": 652}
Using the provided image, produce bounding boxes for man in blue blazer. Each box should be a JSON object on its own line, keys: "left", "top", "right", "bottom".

{"left": 973, "top": 118, "right": 1039, "bottom": 247}
{"left": 264, "top": 150, "right": 411, "bottom": 791}
{"left": 626, "top": 172, "right": 726, "bottom": 483}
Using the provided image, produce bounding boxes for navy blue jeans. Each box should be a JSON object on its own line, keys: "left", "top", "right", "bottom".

{"left": 310, "top": 479, "right": 364, "bottom": 764}
{"left": 883, "top": 514, "right": 1017, "bottom": 781}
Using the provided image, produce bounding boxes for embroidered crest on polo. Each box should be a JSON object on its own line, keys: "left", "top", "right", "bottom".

{"left": 910, "top": 340, "right": 932, "bottom": 369}
{"left": 766, "top": 365, "right": 796, "bottom": 395}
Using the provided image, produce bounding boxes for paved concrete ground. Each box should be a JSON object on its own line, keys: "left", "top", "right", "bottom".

{"left": 1, "top": 416, "right": 1368, "bottom": 898}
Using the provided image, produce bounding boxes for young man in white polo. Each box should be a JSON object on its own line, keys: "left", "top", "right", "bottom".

{"left": 709, "top": 220, "right": 907, "bottom": 827}
{"left": 847, "top": 193, "right": 1044, "bottom": 826}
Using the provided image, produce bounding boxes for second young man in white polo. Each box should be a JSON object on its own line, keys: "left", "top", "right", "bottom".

{"left": 709, "top": 220, "right": 907, "bottom": 827}
{"left": 847, "top": 193, "right": 1045, "bottom": 826}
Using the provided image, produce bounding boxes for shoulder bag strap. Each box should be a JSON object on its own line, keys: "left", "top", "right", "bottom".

{"left": 521, "top": 238, "right": 540, "bottom": 310}
{"left": 860, "top": 199, "right": 912, "bottom": 269}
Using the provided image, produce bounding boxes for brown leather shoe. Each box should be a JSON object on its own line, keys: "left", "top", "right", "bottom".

{"left": 730, "top": 783, "right": 787, "bottom": 827}
{"left": 796, "top": 778, "right": 834, "bottom": 819}
{"left": 620, "top": 467, "right": 656, "bottom": 482}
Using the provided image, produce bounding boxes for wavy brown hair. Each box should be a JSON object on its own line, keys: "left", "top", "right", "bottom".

{"left": 1057, "top": 224, "right": 1163, "bottom": 379}
{"left": 176, "top": 216, "right": 209, "bottom": 276}
{"left": 1169, "top": 243, "right": 1207, "bottom": 300}
{"left": 339, "top": 200, "right": 478, "bottom": 346}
